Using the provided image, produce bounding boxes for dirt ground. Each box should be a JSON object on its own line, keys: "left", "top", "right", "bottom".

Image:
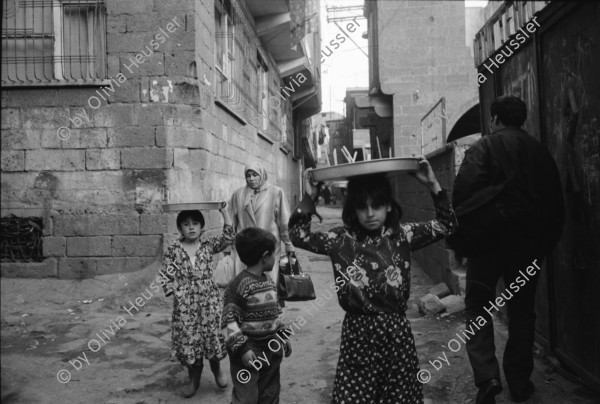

{"left": 1, "top": 206, "right": 598, "bottom": 403}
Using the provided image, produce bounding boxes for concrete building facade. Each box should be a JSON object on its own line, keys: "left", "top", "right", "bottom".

{"left": 315, "top": 111, "right": 345, "bottom": 166}
{"left": 1, "top": 0, "right": 321, "bottom": 278}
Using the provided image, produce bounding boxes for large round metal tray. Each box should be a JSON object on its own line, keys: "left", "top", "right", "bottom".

{"left": 162, "top": 202, "right": 226, "bottom": 212}
{"left": 310, "top": 158, "right": 419, "bottom": 181}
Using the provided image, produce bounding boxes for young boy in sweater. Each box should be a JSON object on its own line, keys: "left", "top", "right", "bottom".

{"left": 222, "top": 227, "right": 292, "bottom": 404}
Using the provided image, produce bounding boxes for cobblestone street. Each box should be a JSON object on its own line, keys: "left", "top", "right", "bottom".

{"left": 1, "top": 207, "right": 597, "bottom": 403}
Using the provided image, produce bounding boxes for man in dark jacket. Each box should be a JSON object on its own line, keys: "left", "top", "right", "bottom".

{"left": 452, "top": 96, "right": 564, "bottom": 404}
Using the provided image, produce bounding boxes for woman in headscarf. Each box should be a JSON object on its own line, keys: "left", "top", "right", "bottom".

{"left": 229, "top": 162, "right": 295, "bottom": 284}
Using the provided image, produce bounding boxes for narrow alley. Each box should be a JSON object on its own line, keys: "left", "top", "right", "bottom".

{"left": 1, "top": 207, "right": 596, "bottom": 403}
{"left": 2, "top": 0, "right": 599, "bottom": 403}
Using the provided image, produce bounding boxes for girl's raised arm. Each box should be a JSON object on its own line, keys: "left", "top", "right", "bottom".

{"left": 206, "top": 205, "right": 236, "bottom": 254}
{"left": 288, "top": 194, "right": 342, "bottom": 256}
{"left": 401, "top": 190, "right": 457, "bottom": 251}
{"left": 220, "top": 201, "right": 232, "bottom": 226}
{"left": 229, "top": 193, "right": 239, "bottom": 232}
{"left": 401, "top": 157, "right": 457, "bottom": 250}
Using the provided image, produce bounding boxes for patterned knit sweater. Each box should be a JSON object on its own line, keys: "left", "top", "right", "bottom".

{"left": 221, "top": 270, "right": 285, "bottom": 356}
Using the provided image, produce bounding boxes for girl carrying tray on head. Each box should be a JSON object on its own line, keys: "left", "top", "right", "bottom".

{"left": 288, "top": 157, "right": 457, "bottom": 403}
{"left": 161, "top": 204, "right": 234, "bottom": 398}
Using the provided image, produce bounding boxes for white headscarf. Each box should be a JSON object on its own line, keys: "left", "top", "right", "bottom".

{"left": 244, "top": 162, "right": 268, "bottom": 191}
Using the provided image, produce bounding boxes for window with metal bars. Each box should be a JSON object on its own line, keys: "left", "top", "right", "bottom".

{"left": 257, "top": 53, "right": 268, "bottom": 132}
{"left": 0, "top": 216, "right": 43, "bottom": 262}
{"left": 213, "top": 0, "right": 290, "bottom": 146}
{"left": 214, "top": 0, "right": 235, "bottom": 103}
{"left": 1, "top": 0, "right": 107, "bottom": 86}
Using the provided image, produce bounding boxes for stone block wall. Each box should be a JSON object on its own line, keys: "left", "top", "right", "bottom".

{"left": 371, "top": 0, "right": 482, "bottom": 291}
{"left": 394, "top": 136, "right": 479, "bottom": 293}
{"left": 1, "top": 0, "right": 302, "bottom": 278}
{"left": 376, "top": 0, "right": 480, "bottom": 158}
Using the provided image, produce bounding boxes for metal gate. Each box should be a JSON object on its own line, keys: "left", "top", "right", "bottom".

{"left": 476, "top": 1, "right": 600, "bottom": 391}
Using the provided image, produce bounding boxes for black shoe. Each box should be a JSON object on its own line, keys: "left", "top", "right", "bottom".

{"left": 511, "top": 381, "right": 534, "bottom": 402}
{"left": 182, "top": 365, "right": 203, "bottom": 398}
{"left": 476, "top": 378, "right": 503, "bottom": 404}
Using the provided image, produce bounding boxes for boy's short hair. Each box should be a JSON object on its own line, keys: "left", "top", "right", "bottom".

{"left": 235, "top": 227, "right": 276, "bottom": 266}
{"left": 490, "top": 95, "right": 527, "bottom": 127}
{"left": 176, "top": 210, "right": 205, "bottom": 230}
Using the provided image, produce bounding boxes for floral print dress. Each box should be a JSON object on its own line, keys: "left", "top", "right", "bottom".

{"left": 162, "top": 224, "right": 235, "bottom": 366}
{"left": 289, "top": 191, "right": 457, "bottom": 404}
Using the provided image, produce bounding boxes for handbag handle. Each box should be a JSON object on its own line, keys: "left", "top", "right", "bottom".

{"left": 287, "top": 251, "right": 301, "bottom": 275}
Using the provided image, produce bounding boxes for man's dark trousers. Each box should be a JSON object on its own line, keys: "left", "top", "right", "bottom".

{"left": 465, "top": 236, "right": 541, "bottom": 392}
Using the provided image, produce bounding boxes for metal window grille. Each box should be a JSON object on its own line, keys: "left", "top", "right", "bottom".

{"left": 214, "top": 0, "right": 283, "bottom": 140}
{"left": 257, "top": 54, "right": 268, "bottom": 131}
{"left": 0, "top": 216, "right": 44, "bottom": 262}
{"left": 1, "top": 0, "right": 107, "bottom": 86}
{"left": 215, "top": 0, "right": 234, "bottom": 101}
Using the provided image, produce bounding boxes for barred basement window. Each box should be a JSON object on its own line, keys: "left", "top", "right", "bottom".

{"left": 0, "top": 216, "right": 44, "bottom": 262}
{"left": 1, "top": 0, "right": 107, "bottom": 86}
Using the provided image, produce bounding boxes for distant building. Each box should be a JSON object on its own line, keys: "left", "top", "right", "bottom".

{"left": 314, "top": 111, "right": 345, "bottom": 129}
{"left": 310, "top": 111, "right": 343, "bottom": 167}
{"left": 362, "top": 0, "right": 484, "bottom": 291}
{"left": 0, "top": 0, "right": 321, "bottom": 278}
{"left": 326, "top": 122, "right": 346, "bottom": 166}
{"left": 342, "top": 88, "right": 370, "bottom": 161}
{"left": 306, "top": 111, "right": 338, "bottom": 169}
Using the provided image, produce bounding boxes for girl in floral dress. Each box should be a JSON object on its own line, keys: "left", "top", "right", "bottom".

{"left": 288, "top": 157, "right": 457, "bottom": 404}
{"left": 162, "top": 206, "right": 234, "bottom": 398}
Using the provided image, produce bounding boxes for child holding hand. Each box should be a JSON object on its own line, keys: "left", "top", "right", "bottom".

{"left": 222, "top": 227, "right": 292, "bottom": 404}
{"left": 288, "top": 157, "right": 457, "bottom": 403}
{"left": 162, "top": 205, "right": 233, "bottom": 398}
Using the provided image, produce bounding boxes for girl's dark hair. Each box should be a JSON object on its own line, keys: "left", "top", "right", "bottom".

{"left": 342, "top": 174, "right": 403, "bottom": 234}
{"left": 176, "top": 210, "right": 205, "bottom": 230}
